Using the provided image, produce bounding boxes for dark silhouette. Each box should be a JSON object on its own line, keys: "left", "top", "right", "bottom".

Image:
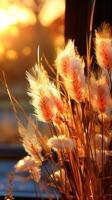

{"left": 65, "top": 0, "right": 112, "bottom": 56}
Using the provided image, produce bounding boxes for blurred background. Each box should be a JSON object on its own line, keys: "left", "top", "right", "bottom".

{"left": 0, "top": 0, "right": 65, "bottom": 144}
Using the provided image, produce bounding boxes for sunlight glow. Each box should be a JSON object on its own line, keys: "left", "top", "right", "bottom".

{"left": 22, "top": 47, "right": 32, "bottom": 56}
{"left": 0, "top": 3, "right": 36, "bottom": 32}
{"left": 39, "top": 0, "right": 65, "bottom": 26}
{"left": 6, "top": 49, "right": 18, "bottom": 60}
{"left": 0, "top": 44, "right": 5, "bottom": 55}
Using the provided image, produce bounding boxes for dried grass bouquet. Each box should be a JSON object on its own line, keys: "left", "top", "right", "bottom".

{"left": 12, "top": 21, "right": 112, "bottom": 200}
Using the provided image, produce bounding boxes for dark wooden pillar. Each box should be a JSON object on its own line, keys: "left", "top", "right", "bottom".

{"left": 65, "top": 0, "right": 112, "bottom": 56}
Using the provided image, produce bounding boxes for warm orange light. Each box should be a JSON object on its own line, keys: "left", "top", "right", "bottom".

{"left": 6, "top": 50, "right": 18, "bottom": 60}
{"left": 0, "top": 44, "right": 5, "bottom": 55}
{"left": 9, "top": 26, "right": 19, "bottom": 37}
{"left": 39, "top": 0, "right": 65, "bottom": 26}
{"left": 0, "top": 3, "right": 36, "bottom": 32}
{"left": 22, "top": 47, "right": 32, "bottom": 56}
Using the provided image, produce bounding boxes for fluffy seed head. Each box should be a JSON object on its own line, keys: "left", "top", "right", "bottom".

{"left": 18, "top": 122, "right": 42, "bottom": 161}
{"left": 15, "top": 156, "right": 41, "bottom": 172}
{"left": 56, "top": 40, "right": 76, "bottom": 77}
{"left": 64, "top": 65, "right": 85, "bottom": 102}
{"left": 56, "top": 40, "right": 86, "bottom": 102}
{"left": 95, "top": 23, "right": 112, "bottom": 71}
{"left": 56, "top": 40, "right": 85, "bottom": 75}
{"left": 26, "top": 65, "right": 63, "bottom": 122}
{"left": 91, "top": 76, "right": 112, "bottom": 113}
{"left": 47, "top": 135, "right": 75, "bottom": 151}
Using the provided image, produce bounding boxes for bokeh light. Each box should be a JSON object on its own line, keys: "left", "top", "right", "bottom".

{"left": 0, "top": 0, "right": 65, "bottom": 144}
{"left": 0, "top": 2, "right": 36, "bottom": 32}
{"left": 6, "top": 49, "right": 18, "bottom": 60}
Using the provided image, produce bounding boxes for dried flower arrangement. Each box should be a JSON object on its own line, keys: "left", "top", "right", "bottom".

{"left": 2, "top": 2, "right": 112, "bottom": 199}
{"left": 13, "top": 22, "right": 112, "bottom": 200}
